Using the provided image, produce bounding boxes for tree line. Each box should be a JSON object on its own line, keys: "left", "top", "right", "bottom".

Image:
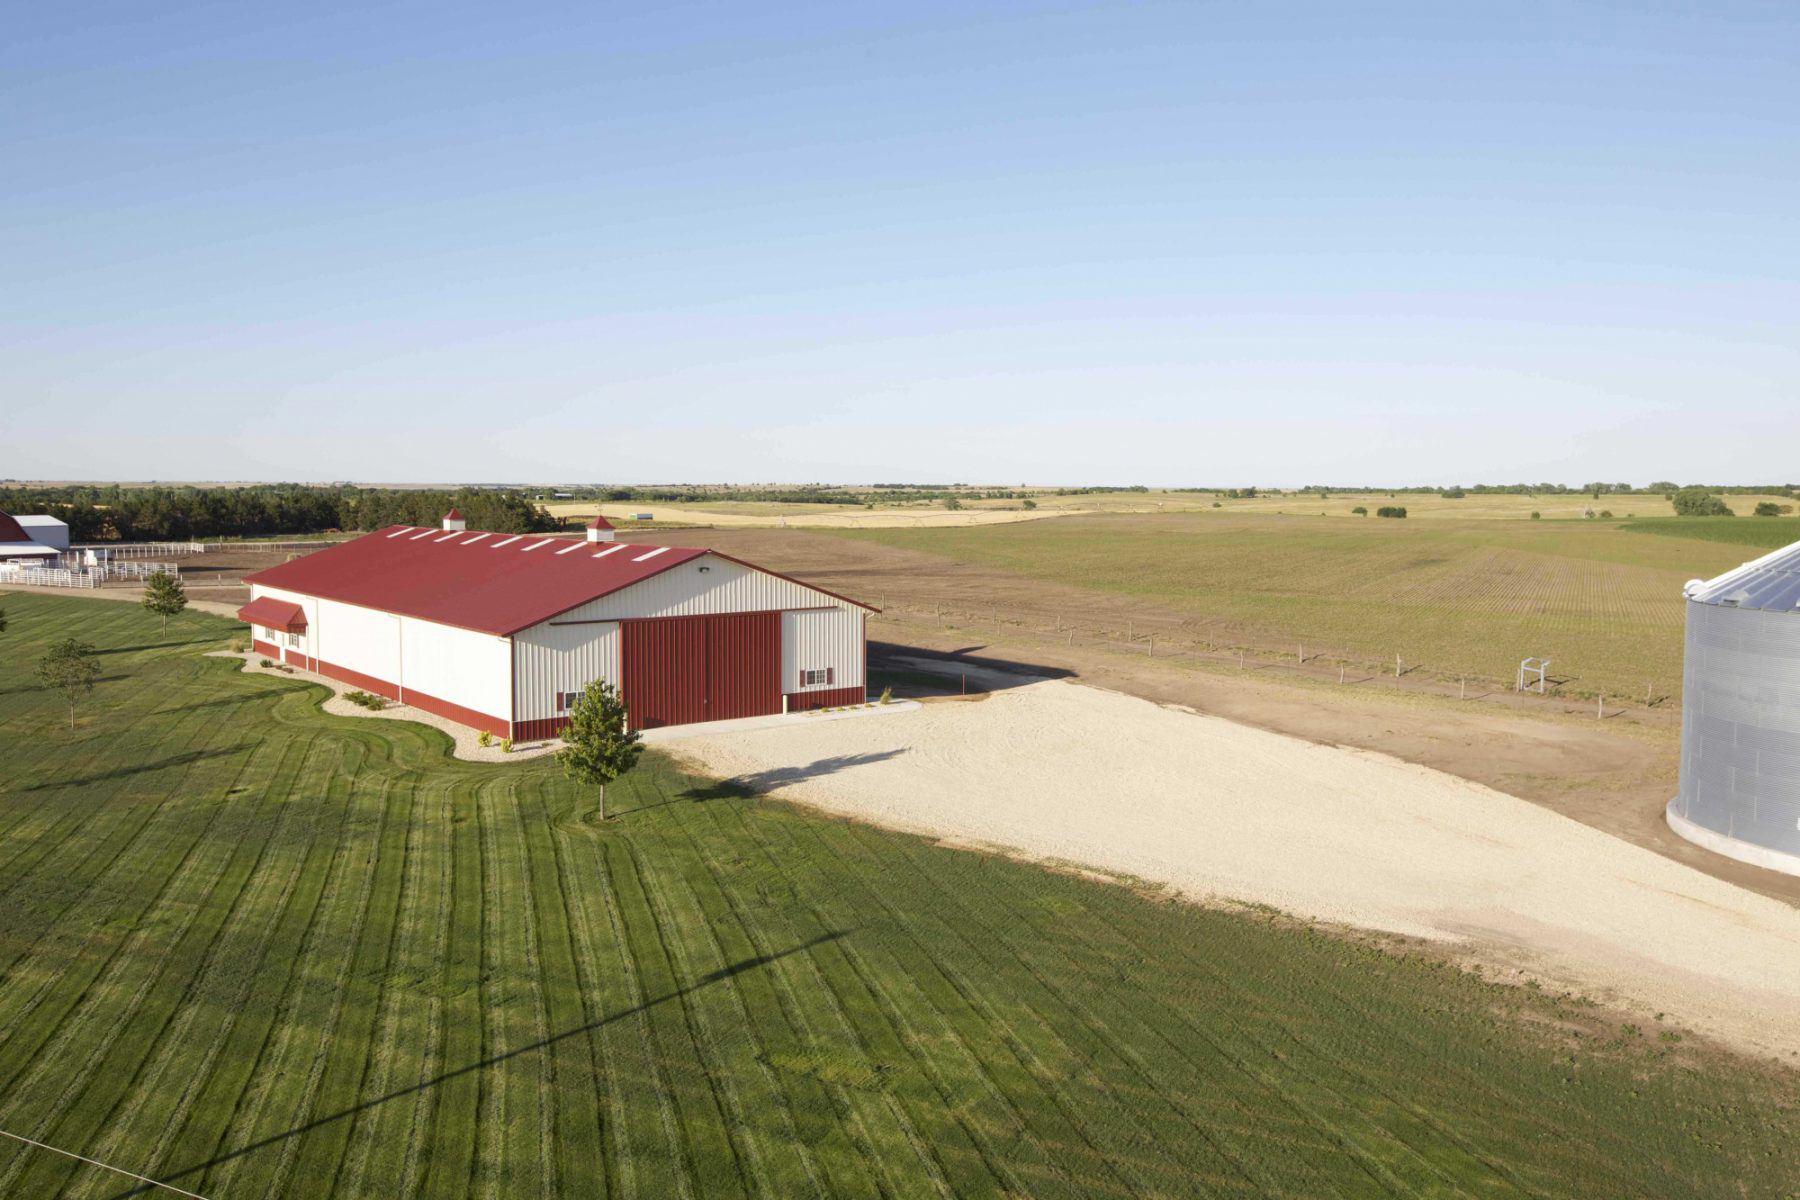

{"left": 0, "top": 485, "right": 555, "bottom": 542}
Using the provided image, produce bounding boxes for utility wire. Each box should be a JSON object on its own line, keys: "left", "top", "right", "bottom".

{"left": 0, "top": 1126, "right": 210, "bottom": 1199}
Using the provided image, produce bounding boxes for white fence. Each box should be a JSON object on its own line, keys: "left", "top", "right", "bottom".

{"left": 0, "top": 564, "right": 100, "bottom": 589}
{"left": 73, "top": 541, "right": 205, "bottom": 559}
{"left": 1, "top": 560, "right": 180, "bottom": 589}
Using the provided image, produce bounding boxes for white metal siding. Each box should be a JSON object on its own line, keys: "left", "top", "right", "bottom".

{"left": 782, "top": 609, "right": 865, "bottom": 693}
{"left": 247, "top": 583, "right": 510, "bottom": 722}
{"left": 551, "top": 554, "right": 853, "bottom": 621}
{"left": 399, "top": 617, "right": 512, "bottom": 720}
{"left": 514, "top": 620, "right": 620, "bottom": 723}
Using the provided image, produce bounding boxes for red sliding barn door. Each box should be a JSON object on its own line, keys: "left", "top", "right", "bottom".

{"left": 622, "top": 611, "right": 780, "bottom": 730}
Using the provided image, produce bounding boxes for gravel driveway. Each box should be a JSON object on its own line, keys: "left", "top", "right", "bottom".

{"left": 669, "top": 674, "right": 1800, "bottom": 1061}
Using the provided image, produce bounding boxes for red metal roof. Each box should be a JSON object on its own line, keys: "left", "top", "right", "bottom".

{"left": 443, "top": 508, "right": 463, "bottom": 520}
{"left": 0, "top": 512, "right": 33, "bottom": 544}
{"left": 237, "top": 596, "right": 308, "bottom": 631}
{"left": 586, "top": 514, "right": 613, "bottom": 530}
{"left": 242, "top": 527, "right": 714, "bottom": 635}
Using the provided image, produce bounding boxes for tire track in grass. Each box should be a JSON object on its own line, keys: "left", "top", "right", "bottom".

{"left": 2, "top": 749, "right": 294, "bottom": 1199}
{"left": 473, "top": 775, "right": 554, "bottom": 1199}
{"left": 625, "top": 790, "right": 802, "bottom": 1198}
{"left": 420, "top": 775, "right": 490, "bottom": 1200}
{"left": 645, "top": 787, "right": 871, "bottom": 1199}
{"left": 174, "top": 733, "right": 356, "bottom": 1199}
{"left": 330, "top": 773, "right": 435, "bottom": 1198}
{"left": 395, "top": 774, "right": 459, "bottom": 1198}
{"left": 545, "top": 788, "right": 647, "bottom": 1200}
{"left": 814, "top": 810, "right": 1320, "bottom": 1194}
{"left": 60, "top": 755, "right": 321, "bottom": 1200}
{"left": 0, "top": 697, "right": 250, "bottom": 979}
{"left": 763, "top": 812, "right": 1154, "bottom": 1200}
{"left": 225, "top": 741, "right": 394, "bottom": 1200}
{"left": 585, "top": 830, "right": 704, "bottom": 1200}
{"left": 0, "top": 715, "right": 259, "bottom": 1110}
{"left": 698, "top": 798, "right": 1002, "bottom": 1199}
{"left": 671, "top": 795, "right": 926, "bottom": 1200}
{"left": 520, "top": 783, "right": 609, "bottom": 1199}
{"left": 283, "top": 761, "right": 417, "bottom": 1198}
{"left": 879, "top": 829, "right": 1474, "bottom": 1199}
{"left": 182, "top": 737, "right": 363, "bottom": 1196}
{"left": 862, "top": 828, "right": 1405, "bottom": 1198}
{"left": 604, "top": 836, "right": 751, "bottom": 1199}
{"left": 996, "top": 872, "right": 1581, "bottom": 1197}
{"left": 960, "top": 858, "right": 1558, "bottom": 1195}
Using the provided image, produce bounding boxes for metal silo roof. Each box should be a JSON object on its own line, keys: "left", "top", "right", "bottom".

{"left": 1684, "top": 536, "right": 1800, "bottom": 611}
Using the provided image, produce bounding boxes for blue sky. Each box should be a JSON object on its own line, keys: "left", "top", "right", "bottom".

{"left": 4, "top": 1, "right": 1795, "bottom": 485}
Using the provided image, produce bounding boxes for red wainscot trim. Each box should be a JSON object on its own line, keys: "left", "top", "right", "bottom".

{"left": 403, "top": 686, "right": 510, "bottom": 738}
{"left": 312, "top": 658, "right": 401, "bottom": 702}
{"left": 785, "top": 685, "right": 865, "bottom": 712}
{"left": 251, "top": 639, "right": 278, "bottom": 659}
{"left": 512, "top": 716, "right": 571, "bottom": 742}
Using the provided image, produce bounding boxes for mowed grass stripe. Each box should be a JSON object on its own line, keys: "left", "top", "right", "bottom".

{"left": 1, "top": 593, "right": 1797, "bottom": 1199}
{"left": 793, "top": 815, "right": 1231, "bottom": 1198}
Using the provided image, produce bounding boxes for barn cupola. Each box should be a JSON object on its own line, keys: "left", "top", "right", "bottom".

{"left": 441, "top": 508, "right": 466, "bottom": 532}
{"left": 586, "top": 514, "right": 616, "bottom": 543}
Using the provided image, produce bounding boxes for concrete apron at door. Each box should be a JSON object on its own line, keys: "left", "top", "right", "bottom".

{"left": 638, "top": 699, "right": 920, "bottom": 744}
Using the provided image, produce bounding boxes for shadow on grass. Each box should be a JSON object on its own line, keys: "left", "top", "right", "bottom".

{"left": 95, "top": 637, "right": 220, "bottom": 656}
{"left": 108, "top": 930, "right": 854, "bottom": 1199}
{"left": 676, "top": 749, "right": 909, "bottom": 805}
{"left": 20, "top": 745, "right": 257, "bottom": 792}
{"left": 0, "top": 675, "right": 129, "bottom": 697}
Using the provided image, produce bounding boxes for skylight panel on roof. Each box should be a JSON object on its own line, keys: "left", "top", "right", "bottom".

{"left": 409, "top": 529, "right": 436, "bottom": 540}
{"left": 632, "top": 547, "right": 670, "bottom": 562}
{"left": 555, "top": 542, "right": 584, "bottom": 555}
{"left": 461, "top": 533, "right": 490, "bottom": 545}
{"left": 491, "top": 536, "right": 522, "bottom": 548}
{"left": 592, "top": 543, "right": 626, "bottom": 559}
{"left": 435, "top": 531, "right": 462, "bottom": 542}
{"left": 387, "top": 528, "right": 414, "bottom": 538}
{"left": 522, "top": 539, "right": 556, "bottom": 552}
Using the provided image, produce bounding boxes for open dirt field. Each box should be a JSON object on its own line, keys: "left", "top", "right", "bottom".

{"left": 669, "top": 670, "right": 1800, "bottom": 1062}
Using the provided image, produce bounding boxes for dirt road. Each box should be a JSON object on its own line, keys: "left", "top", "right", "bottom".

{"left": 669, "top": 671, "right": 1800, "bottom": 1061}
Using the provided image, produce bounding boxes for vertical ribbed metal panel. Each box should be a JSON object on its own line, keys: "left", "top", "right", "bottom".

{"left": 1675, "top": 599, "right": 1800, "bottom": 858}
{"left": 552, "top": 556, "right": 857, "bottom": 621}
{"left": 623, "top": 616, "right": 706, "bottom": 729}
{"left": 705, "top": 611, "right": 781, "bottom": 720}
{"left": 781, "top": 608, "right": 866, "bottom": 694}
{"left": 513, "top": 620, "right": 620, "bottom": 723}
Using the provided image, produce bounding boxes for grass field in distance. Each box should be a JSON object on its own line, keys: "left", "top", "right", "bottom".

{"left": 836, "top": 513, "right": 1784, "bottom": 700}
{"left": 1, "top": 593, "right": 1796, "bottom": 1197}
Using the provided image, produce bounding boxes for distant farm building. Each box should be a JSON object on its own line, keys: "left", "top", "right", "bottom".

{"left": 1669, "top": 538, "right": 1800, "bottom": 875}
{"left": 238, "top": 511, "right": 873, "bottom": 738}
{"left": 0, "top": 511, "right": 68, "bottom": 560}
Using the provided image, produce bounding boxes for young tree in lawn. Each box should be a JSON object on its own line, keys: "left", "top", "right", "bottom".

{"left": 38, "top": 638, "right": 100, "bottom": 730}
{"left": 142, "top": 570, "right": 188, "bottom": 635}
{"left": 556, "top": 679, "right": 642, "bottom": 821}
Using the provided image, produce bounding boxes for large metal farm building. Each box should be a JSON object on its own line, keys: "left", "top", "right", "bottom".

{"left": 238, "top": 512, "right": 872, "bottom": 738}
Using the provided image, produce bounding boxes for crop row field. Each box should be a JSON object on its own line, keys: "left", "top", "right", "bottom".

{"left": 836, "top": 514, "right": 1770, "bottom": 699}
{"left": 0, "top": 593, "right": 1796, "bottom": 1198}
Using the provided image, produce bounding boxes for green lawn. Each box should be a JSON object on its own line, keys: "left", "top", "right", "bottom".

{"left": 0, "top": 593, "right": 1796, "bottom": 1198}
{"left": 1620, "top": 515, "right": 1800, "bottom": 549}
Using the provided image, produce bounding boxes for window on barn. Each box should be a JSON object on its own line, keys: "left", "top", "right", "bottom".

{"left": 800, "top": 668, "right": 834, "bottom": 687}
{"left": 285, "top": 631, "right": 301, "bottom": 649}
{"left": 556, "top": 690, "right": 585, "bottom": 712}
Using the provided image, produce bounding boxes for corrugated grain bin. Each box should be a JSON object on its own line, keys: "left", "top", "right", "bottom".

{"left": 1669, "top": 538, "right": 1800, "bottom": 876}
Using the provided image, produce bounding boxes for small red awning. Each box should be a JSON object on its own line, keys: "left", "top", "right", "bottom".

{"left": 237, "top": 596, "right": 307, "bottom": 632}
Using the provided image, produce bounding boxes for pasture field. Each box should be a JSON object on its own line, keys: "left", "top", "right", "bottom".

{"left": 1, "top": 594, "right": 1797, "bottom": 1199}
{"left": 837, "top": 514, "right": 1770, "bottom": 699}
